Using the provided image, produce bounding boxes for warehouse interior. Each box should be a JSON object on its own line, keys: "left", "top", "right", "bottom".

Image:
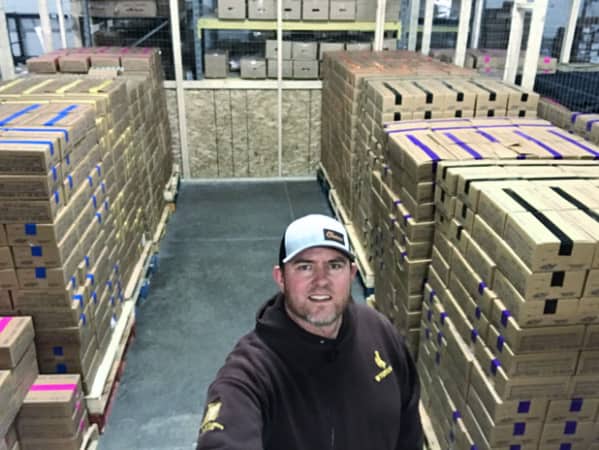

{"left": 1, "top": 0, "right": 599, "bottom": 449}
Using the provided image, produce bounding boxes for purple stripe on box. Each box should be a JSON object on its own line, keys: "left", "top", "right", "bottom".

{"left": 514, "top": 130, "right": 562, "bottom": 159}
{"left": 444, "top": 132, "right": 483, "bottom": 159}
{"left": 548, "top": 130, "right": 599, "bottom": 158}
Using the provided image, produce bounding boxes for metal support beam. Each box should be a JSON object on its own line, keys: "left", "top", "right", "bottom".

{"left": 169, "top": 0, "right": 190, "bottom": 178}
{"left": 503, "top": 2, "right": 524, "bottom": 84}
{"left": 521, "top": 0, "right": 548, "bottom": 90}
{"left": 38, "top": 0, "right": 54, "bottom": 52}
{"left": 408, "top": 0, "right": 420, "bottom": 51}
{"left": 277, "top": 0, "right": 282, "bottom": 176}
{"left": 454, "top": 0, "right": 473, "bottom": 66}
{"left": 560, "top": 0, "right": 581, "bottom": 64}
{"left": 373, "top": 0, "right": 387, "bottom": 50}
{"left": 421, "top": 0, "right": 433, "bottom": 55}
{"left": 0, "top": 0, "right": 15, "bottom": 79}
{"left": 56, "top": 0, "right": 67, "bottom": 48}
{"left": 470, "top": 0, "right": 484, "bottom": 49}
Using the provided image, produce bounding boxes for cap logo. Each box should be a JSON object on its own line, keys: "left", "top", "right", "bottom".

{"left": 324, "top": 229, "right": 345, "bottom": 245}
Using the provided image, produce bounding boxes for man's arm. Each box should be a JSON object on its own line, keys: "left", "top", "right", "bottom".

{"left": 397, "top": 342, "right": 424, "bottom": 449}
{"left": 196, "top": 377, "right": 264, "bottom": 450}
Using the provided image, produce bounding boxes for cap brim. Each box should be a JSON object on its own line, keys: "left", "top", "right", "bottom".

{"left": 282, "top": 243, "right": 355, "bottom": 264}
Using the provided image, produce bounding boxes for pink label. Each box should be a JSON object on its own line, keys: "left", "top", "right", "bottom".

{"left": 143, "top": 47, "right": 151, "bottom": 54}
{"left": 75, "top": 399, "right": 82, "bottom": 412}
{"left": 30, "top": 383, "right": 78, "bottom": 392}
{"left": 544, "top": 56, "right": 550, "bottom": 64}
{"left": 122, "top": 48, "right": 130, "bottom": 54}
{"left": 484, "top": 55, "right": 491, "bottom": 63}
{"left": 485, "top": 67, "right": 491, "bottom": 73}
{"left": 0, "top": 317, "right": 12, "bottom": 333}
{"left": 79, "top": 418, "right": 85, "bottom": 432}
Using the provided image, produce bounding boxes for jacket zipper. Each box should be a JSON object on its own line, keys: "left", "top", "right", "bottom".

{"left": 330, "top": 427, "right": 335, "bottom": 450}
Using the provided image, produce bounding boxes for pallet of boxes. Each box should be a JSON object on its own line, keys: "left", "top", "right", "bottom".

{"left": 0, "top": 46, "right": 172, "bottom": 432}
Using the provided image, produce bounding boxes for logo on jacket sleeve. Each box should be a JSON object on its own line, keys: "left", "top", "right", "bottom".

{"left": 374, "top": 350, "right": 393, "bottom": 382}
{"left": 200, "top": 401, "right": 225, "bottom": 433}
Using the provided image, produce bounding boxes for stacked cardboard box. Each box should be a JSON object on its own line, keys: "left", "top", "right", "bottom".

{"left": 419, "top": 164, "right": 599, "bottom": 449}
{"left": 538, "top": 98, "right": 599, "bottom": 146}
{"left": 16, "top": 374, "right": 87, "bottom": 450}
{"left": 0, "top": 317, "right": 38, "bottom": 446}
{"left": 0, "top": 47, "right": 171, "bottom": 393}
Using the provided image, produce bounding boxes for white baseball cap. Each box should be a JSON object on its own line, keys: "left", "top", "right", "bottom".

{"left": 278, "top": 214, "right": 354, "bottom": 265}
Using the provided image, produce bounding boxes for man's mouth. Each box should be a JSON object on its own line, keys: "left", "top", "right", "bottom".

{"left": 308, "top": 295, "right": 332, "bottom": 302}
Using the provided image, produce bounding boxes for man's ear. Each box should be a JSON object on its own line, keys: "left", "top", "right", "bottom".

{"left": 272, "top": 265, "right": 285, "bottom": 292}
{"left": 350, "top": 262, "right": 358, "bottom": 279}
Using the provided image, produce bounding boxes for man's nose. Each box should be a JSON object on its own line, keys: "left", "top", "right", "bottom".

{"left": 313, "top": 265, "right": 330, "bottom": 283}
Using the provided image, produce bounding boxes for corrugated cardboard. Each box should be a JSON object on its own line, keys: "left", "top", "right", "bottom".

{"left": 539, "top": 421, "right": 595, "bottom": 448}
{"left": 0, "top": 317, "right": 34, "bottom": 369}
{"left": 546, "top": 398, "right": 599, "bottom": 423}
{"left": 0, "top": 247, "right": 13, "bottom": 270}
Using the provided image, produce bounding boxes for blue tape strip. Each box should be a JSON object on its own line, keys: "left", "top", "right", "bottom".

{"left": 517, "top": 401, "right": 530, "bottom": 413}
{"left": 440, "top": 312, "right": 447, "bottom": 325}
{"left": 564, "top": 421, "right": 577, "bottom": 435}
{"left": 92, "top": 291, "right": 97, "bottom": 303}
{"left": 0, "top": 104, "right": 40, "bottom": 126}
{"left": 0, "top": 139, "right": 55, "bottom": 156}
{"left": 444, "top": 132, "right": 483, "bottom": 159}
{"left": 31, "top": 246, "right": 42, "bottom": 257}
{"left": 87, "top": 274, "right": 95, "bottom": 285}
{"left": 427, "top": 310, "right": 432, "bottom": 322}
{"left": 73, "top": 294, "right": 84, "bottom": 307}
{"left": 54, "top": 191, "right": 59, "bottom": 204}
{"left": 87, "top": 175, "right": 93, "bottom": 187}
{"left": 69, "top": 276, "right": 77, "bottom": 288}
{"left": 80, "top": 312, "right": 87, "bottom": 326}
{"left": 425, "top": 328, "right": 430, "bottom": 340}
{"left": 548, "top": 130, "right": 599, "bottom": 158}
{"left": 478, "top": 281, "right": 486, "bottom": 295}
{"left": 101, "top": 182, "right": 106, "bottom": 194}
{"left": 570, "top": 398, "right": 583, "bottom": 412}
{"left": 497, "top": 335, "right": 505, "bottom": 352}
{"left": 35, "top": 267, "right": 46, "bottom": 279}
{"left": 24, "top": 223, "right": 37, "bottom": 235}
{"left": 0, "top": 126, "right": 69, "bottom": 142}
{"left": 84, "top": 255, "right": 90, "bottom": 268}
{"left": 406, "top": 134, "right": 441, "bottom": 170}
{"left": 513, "top": 130, "right": 562, "bottom": 159}
{"left": 104, "top": 200, "right": 109, "bottom": 211}
{"left": 501, "top": 310, "right": 510, "bottom": 327}
{"left": 96, "top": 164, "right": 102, "bottom": 177}
{"left": 387, "top": 126, "right": 429, "bottom": 135}
{"left": 490, "top": 358, "right": 501, "bottom": 375}
{"left": 476, "top": 129, "right": 499, "bottom": 143}
{"left": 429, "top": 289, "right": 435, "bottom": 303}
{"left": 95, "top": 212, "right": 102, "bottom": 224}
{"left": 51, "top": 166, "right": 57, "bottom": 182}
{"left": 92, "top": 195, "right": 97, "bottom": 209}
{"left": 571, "top": 112, "right": 581, "bottom": 123}
{"left": 67, "top": 175, "right": 73, "bottom": 189}
{"left": 470, "top": 328, "right": 478, "bottom": 343}
{"left": 513, "top": 422, "right": 526, "bottom": 436}
{"left": 586, "top": 119, "right": 599, "bottom": 131}
{"left": 475, "top": 306, "right": 481, "bottom": 319}
{"left": 404, "top": 214, "right": 411, "bottom": 224}
{"left": 43, "top": 104, "right": 78, "bottom": 126}
{"left": 437, "top": 332, "right": 443, "bottom": 345}
{"left": 560, "top": 444, "right": 572, "bottom": 450}
{"left": 56, "top": 363, "right": 67, "bottom": 374}
{"left": 435, "top": 352, "right": 440, "bottom": 365}
{"left": 65, "top": 154, "right": 71, "bottom": 165}
{"left": 53, "top": 346, "right": 64, "bottom": 356}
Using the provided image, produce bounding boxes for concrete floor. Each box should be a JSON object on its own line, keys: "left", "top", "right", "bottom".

{"left": 99, "top": 180, "right": 365, "bottom": 450}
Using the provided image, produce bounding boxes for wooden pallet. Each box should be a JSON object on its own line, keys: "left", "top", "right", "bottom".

{"left": 80, "top": 424, "right": 100, "bottom": 450}
{"left": 420, "top": 402, "right": 441, "bottom": 450}
{"left": 86, "top": 303, "right": 136, "bottom": 431}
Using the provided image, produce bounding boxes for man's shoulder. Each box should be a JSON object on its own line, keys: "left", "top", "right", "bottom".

{"left": 352, "top": 301, "right": 392, "bottom": 327}
{"left": 216, "top": 331, "right": 274, "bottom": 380}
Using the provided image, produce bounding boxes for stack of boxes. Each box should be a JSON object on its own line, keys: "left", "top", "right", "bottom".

{"left": 0, "top": 316, "right": 38, "bottom": 448}
{"left": 292, "top": 42, "right": 319, "bottom": 79}
{"left": 419, "top": 165, "right": 599, "bottom": 449}
{"left": 16, "top": 374, "right": 87, "bottom": 450}
{"left": 538, "top": 98, "right": 599, "bottom": 146}
{"left": 217, "top": 0, "right": 401, "bottom": 20}
{"left": 0, "top": 47, "right": 171, "bottom": 397}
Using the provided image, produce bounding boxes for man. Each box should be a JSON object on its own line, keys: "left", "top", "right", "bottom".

{"left": 196, "top": 214, "right": 423, "bottom": 450}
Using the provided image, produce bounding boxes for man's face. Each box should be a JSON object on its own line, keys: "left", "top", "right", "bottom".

{"left": 272, "top": 246, "right": 357, "bottom": 338}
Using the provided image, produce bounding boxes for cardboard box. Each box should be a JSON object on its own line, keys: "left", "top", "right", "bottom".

{"left": 0, "top": 317, "right": 34, "bottom": 369}
{"left": 293, "top": 60, "right": 319, "bottom": 79}
{"left": 302, "top": 0, "right": 328, "bottom": 19}
{"left": 319, "top": 42, "right": 344, "bottom": 60}
{"left": 584, "top": 324, "right": 599, "bottom": 349}
{"left": 282, "top": 0, "right": 301, "bottom": 19}
{"left": 488, "top": 298, "right": 585, "bottom": 353}
{"left": 0, "top": 247, "right": 13, "bottom": 270}
{"left": 569, "top": 373, "right": 599, "bottom": 398}
{"left": 240, "top": 58, "right": 266, "bottom": 79}
{"left": 539, "top": 421, "right": 595, "bottom": 448}
{"left": 292, "top": 42, "right": 318, "bottom": 60}
{"left": 0, "top": 138, "right": 61, "bottom": 176}
{"left": 495, "top": 239, "right": 586, "bottom": 301}
{"left": 217, "top": 0, "right": 245, "bottom": 19}
{"left": 248, "top": 0, "right": 276, "bottom": 19}
{"left": 265, "top": 40, "right": 292, "bottom": 60}
{"left": 18, "top": 374, "right": 82, "bottom": 417}
{"left": 546, "top": 398, "right": 599, "bottom": 423}
{"left": 204, "top": 51, "right": 228, "bottom": 78}
{"left": 329, "top": 0, "right": 355, "bottom": 20}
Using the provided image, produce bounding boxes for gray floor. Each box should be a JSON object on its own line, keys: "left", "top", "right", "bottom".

{"left": 99, "top": 180, "right": 365, "bottom": 450}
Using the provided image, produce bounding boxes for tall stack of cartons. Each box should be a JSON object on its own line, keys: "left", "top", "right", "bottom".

{"left": 16, "top": 374, "right": 88, "bottom": 450}
{"left": 419, "top": 162, "right": 599, "bottom": 449}
{"left": 0, "top": 99, "right": 109, "bottom": 391}
{"left": 0, "top": 316, "right": 38, "bottom": 447}
{"left": 537, "top": 98, "right": 599, "bottom": 146}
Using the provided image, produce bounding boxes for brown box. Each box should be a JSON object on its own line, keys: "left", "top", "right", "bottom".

{"left": 0, "top": 138, "right": 61, "bottom": 175}
{"left": 545, "top": 398, "right": 599, "bottom": 423}
{"left": 0, "top": 247, "right": 13, "bottom": 270}
{"left": 539, "top": 421, "right": 595, "bottom": 448}
{"left": 0, "top": 317, "right": 34, "bottom": 369}
{"left": 18, "top": 374, "right": 82, "bottom": 417}
{"left": 0, "top": 168, "right": 62, "bottom": 201}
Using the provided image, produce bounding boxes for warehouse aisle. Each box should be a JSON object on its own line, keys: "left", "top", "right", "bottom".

{"left": 99, "top": 179, "right": 364, "bottom": 449}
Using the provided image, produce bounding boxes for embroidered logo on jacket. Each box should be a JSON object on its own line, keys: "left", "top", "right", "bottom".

{"left": 200, "top": 401, "right": 225, "bottom": 433}
{"left": 374, "top": 350, "right": 393, "bottom": 382}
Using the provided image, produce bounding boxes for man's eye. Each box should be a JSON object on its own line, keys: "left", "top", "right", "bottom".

{"left": 330, "top": 262, "right": 343, "bottom": 270}
{"left": 297, "top": 264, "right": 311, "bottom": 271}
